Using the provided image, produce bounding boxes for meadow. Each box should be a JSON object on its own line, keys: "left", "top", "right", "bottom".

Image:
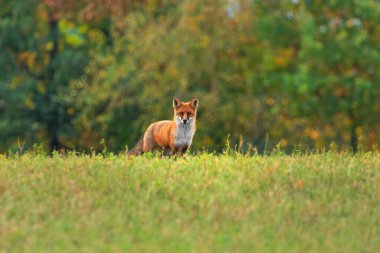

{"left": 0, "top": 152, "right": 379, "bottom": 253}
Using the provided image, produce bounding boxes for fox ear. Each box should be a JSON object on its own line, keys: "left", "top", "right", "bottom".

{"left": 190, "top": 97, "right": 199, "bottom": 109}
{"left": 173, "top": 97, "right": 182, "bottom": 109}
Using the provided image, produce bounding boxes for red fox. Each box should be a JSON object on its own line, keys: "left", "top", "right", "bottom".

{"left": 128, "top": 97, "right": 199, "bottom": 156}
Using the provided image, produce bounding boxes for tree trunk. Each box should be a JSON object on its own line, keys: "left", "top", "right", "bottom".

{"left": 348, "top": 107, "right": 358, "bottom": 153}
{"left": 46, "top": 14, "right": 61, "bottom": 152}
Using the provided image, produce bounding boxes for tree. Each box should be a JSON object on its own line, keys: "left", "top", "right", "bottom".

{"left": 291, "top": 0, "right": 380, "bottom": 152}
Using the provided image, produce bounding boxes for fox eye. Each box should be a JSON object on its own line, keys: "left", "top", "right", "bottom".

{"left": 179, "top": 112, "right": 183, "bottom": 117}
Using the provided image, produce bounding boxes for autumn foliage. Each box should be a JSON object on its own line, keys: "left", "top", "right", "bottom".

{"left": 0, "top": 0, "right": 379, "bottom": 153}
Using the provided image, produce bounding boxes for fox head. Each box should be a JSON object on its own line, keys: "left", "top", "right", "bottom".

{"left": 173, "top": 96, "right": 199, "bottom": 125}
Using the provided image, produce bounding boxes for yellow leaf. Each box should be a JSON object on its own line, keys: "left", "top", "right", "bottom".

{"left": 37, "top": 82, "right": 46, "bottom": 94}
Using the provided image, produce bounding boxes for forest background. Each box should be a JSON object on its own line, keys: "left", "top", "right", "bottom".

{"left": 1, "top": 0, "right": 379, "bottom": 153}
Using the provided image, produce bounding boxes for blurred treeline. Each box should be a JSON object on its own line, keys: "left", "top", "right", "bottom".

{"left": 1, "top": 0, "right": 379, "bottom": 153}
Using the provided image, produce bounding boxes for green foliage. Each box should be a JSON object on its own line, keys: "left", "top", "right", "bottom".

{"left": 1, "top": 153, "right": 380, "bottom": 252}
{"left": 0, "top": 0, "right": 380, "bottom": 152}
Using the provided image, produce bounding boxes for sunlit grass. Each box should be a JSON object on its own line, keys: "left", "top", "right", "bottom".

{"left": 0, "top": 152, "right": 379, "bottom": 252}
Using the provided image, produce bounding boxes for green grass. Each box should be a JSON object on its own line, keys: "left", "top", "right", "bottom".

{"left": 0, "top": 152, "right": 379, "bottom": 253}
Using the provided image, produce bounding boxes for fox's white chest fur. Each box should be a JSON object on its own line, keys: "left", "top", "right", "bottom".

{"left": 174, "top": 118, "right": 195, "bottom": 147}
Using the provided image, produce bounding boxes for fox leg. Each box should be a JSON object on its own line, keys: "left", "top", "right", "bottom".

{"left": 162, "top": 147, "right": 172, "bottom": 156}
{"left": 142, "top": 125, "right": 155, "bottom": 153}
{"left": 171, "top": 146, "right": 188, "bottom": 157}
{"left": 181, "top": 146, "right": 189, "bottom": 154}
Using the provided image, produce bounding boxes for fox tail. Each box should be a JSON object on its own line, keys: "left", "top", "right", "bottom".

{"left": 127, "top": 135, "right": 144, "bottom": 156}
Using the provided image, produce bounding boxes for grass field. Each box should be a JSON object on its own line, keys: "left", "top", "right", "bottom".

{"left": 0, "top": 152, "right": 379, "bottom": 253}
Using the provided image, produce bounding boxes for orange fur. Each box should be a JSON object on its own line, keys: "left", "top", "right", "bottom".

{"left": 128, "top": 97, "right": 199, "bottom": 156}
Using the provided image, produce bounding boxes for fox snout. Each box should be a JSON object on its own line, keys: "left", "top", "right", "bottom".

{"left": 178, "top": 116, "right": 192, "bottom": 124}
